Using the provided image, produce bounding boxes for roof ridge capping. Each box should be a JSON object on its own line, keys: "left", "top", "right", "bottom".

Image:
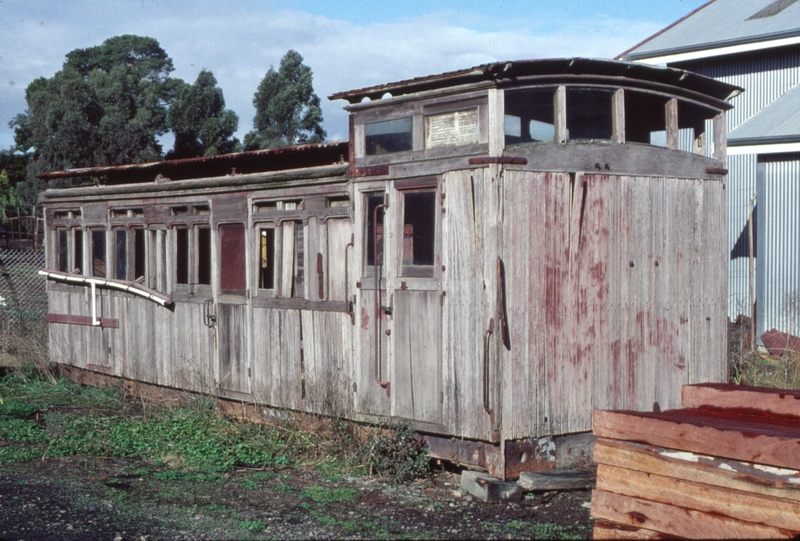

{"left": 329, "top": 57, "right": 742, "bottom": 104}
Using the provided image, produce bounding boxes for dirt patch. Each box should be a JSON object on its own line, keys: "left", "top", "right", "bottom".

{"left": 0, "top": 457, "right": 593, "bottom": 540}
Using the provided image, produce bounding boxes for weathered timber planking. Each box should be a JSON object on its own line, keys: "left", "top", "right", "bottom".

{"left": 326, "top": 218, "right": 351, "bottom": 302}
{"left": 279, "top": 221, "right": 296, "bottom": 298}
{"left": 593, "top": 408, "right": 800, "bottom": 470}
{"left": 596, "top": 463, "right": 800, "bottom": 531}
{"left": 355, "top": 288, "right": 391, "bottom": 417}
{"left": 682, "top": 383, "right": 800, "bottom": 418}
{"left": 592, "top": 489, "right": 799, "bottom": 539}
{"left": 593, "top": 438, "right": 800, "bottom": 502}
{"left": 593, "top": 519, "right": 671, "bottom": 540}
{"left": 393, "top": 289, "right": 441, "bottom": 424}
{"left": 517, "top": 470, "right": 594, "bottom": 491}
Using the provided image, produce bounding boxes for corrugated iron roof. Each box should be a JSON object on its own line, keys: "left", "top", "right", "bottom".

{"left": 329, "top": 57, "right": 741, "bottom": 104}
{"left": 620, "top": 0, "right": 800, "bottom": 61}
{"left": 38, "top": 140, "right": 349, "bottom": 184}
{"left": 729, "top": 83, "right": 800, "bottom": 144}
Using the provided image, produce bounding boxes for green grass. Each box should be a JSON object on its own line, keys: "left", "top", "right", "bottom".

{"left": 301, "top": 485, "right": 360, "bottom": 503}
{"left": 0, "top": 373, "right": 332, "bottom": 474}
{"left": 237, "top": 519, "right": 266, "bottom": 532}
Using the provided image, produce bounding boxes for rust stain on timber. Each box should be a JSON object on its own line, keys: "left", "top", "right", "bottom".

{"left": 360, "top": 306, "right": 370, "bottom": 330}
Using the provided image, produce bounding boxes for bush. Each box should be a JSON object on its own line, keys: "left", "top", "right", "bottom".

{"left": 358, "top": 421, "right": 429, "bottom": 484}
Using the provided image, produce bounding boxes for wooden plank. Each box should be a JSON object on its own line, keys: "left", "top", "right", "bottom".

{"left": 592, "top": 489, "right": 798, "bottom": 539}
{"left": 460, "top": 470, "right": 522, "bottom": 502}
{"left": 593, "top": 519, "right": 671, "bottom": 540}
{"left": 594, "top": 438, "right": 800, "bottom": 502}
{"left": 46, "top": 313, "right": 119, "bottom": 328}
{"left": 279, "top": 221, "right": 296, "bottom": 298}
{"left": 517, "top": 470, "right": 594, "bottom": 491}
{"left": 596, "top": 464, "right": 800, "bottom": 531}
{"left": 665, "top": 98, "right": 678, "bottom": 150}
{"left": 682, "top": 383, "right": 800, "bottom": 419}
{"left": 594, "top": 409, "right": 800, "bottom": 470}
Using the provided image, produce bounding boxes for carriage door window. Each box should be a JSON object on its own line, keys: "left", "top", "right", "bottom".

{"left": 401, "top": 190, "right": 436, "bottom": 277}
{"left": 365, "top": 194, "right": 385, "bottom": 272}
{"left": 73, "top": 230, "right": 83, "bottom": 274}
{"left": 91, "top": 230, "right": 106, "bottom": 277}
{"left": 115, "top": 230, "right": 127, "bottom": 280}
{"left": 57, "top": 229, "right": 68, "bottom": 272}
{"left": 258, "top": 227, "right": 276, "bottom": 290}
{"left": 220, "top": 223, "right": 246, "bottom": 294}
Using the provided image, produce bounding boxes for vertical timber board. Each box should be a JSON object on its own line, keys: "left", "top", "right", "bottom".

{"left": 356, "top": 288, "right": 391, "bottom": 416}
{"left": 154, "top": 296, "right": 172, "bottom": 388}
{"left": 549, "top": 170, "right": 573, "bottom": 434}
{"left": 609, "top": 176, "right": 636, "bottom": 409}
{"left": 217, "top": 303, "right": 249, "bottom": 394}
{"left": 630, "top": 176, "right": 654, "bottom": 412}
{"left": 483, "top": 164, "right": 503, "bottom": 436}
{"left": 326, "top": 218, "right": 351, "bottom": 302}
{"left": 250, "top": 306, "right": 269, "bottom": 404}
{"left": 575, "top": 173, "right": 610, "bottom": 424}
{"left": 280, "top": 309, "right": 303, "bottom": 410}
{"left": 393, "top": 289, "right": 441, "bottom": 424}
{"left": 440, "top": 169, "right": 486, "bottom": 437}
{"left": 688, "top": 178, "right": 706, "bottom": 385}
{"left": 501, "top": 170, "right": 531, "bottom": 438}
{"left": 701, "top": 179, "right": 727, "bottom": 383}
{"left": 306, "top": 217, "right": 322, "bottom": 302}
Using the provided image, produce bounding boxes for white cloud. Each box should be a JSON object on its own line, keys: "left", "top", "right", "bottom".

{"left": 0, "top": 1, "right": 663, "bottom": 150}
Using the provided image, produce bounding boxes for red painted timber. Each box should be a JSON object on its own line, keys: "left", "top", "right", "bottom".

{"left": 593, "top": 408, "right": 800, "bottom": 470}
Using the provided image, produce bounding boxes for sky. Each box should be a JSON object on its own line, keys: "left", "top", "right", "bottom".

{"left": 0, "top": 0, "right": 710, "bottom": 154}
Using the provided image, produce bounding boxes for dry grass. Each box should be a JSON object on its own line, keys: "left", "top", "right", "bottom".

{"left": 0, "top": 320, "right": 53, "bottom": 382}
{"left": 730, "top": 349, "right": 800, "bottom": 390}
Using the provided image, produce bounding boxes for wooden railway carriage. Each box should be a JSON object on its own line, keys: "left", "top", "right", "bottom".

{"left": 39, "top": 58, "right": 741, "bottom": 479}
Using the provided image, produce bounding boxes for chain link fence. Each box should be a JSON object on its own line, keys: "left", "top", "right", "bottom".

{"left": 0, "top": 206, "right": 47, "bottom": 368}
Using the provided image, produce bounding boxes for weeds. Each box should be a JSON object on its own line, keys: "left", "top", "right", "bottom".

{"left": 358, "top": 421, "right": 430, "bottom": 484}
{"left": 730, "top": 350, "right": 800, "bottom": 389}
{"left": 237, "top": 520, "right": 266, "bottom": 532}
{"left": 301, "top": 485, "right": 360, "bottom": 503}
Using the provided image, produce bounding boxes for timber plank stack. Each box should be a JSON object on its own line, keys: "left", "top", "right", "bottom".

{"left": 591, "top": 383, "right": 800, "bottom": 539}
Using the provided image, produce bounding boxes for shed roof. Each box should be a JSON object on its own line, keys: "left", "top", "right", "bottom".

{"left": 329, "top": 57, "right": 741, "bottom": 104}
{"left": 620, "top": 0, "right": 800, "bottom": 61}
{"left": 728, "top": 83, "right": 800, "bottom": 145}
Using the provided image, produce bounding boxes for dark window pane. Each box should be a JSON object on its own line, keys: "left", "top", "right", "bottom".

{"left": 91, "top": 231, "right": 106, "bottom": 278}
{"left": 115, "top": 230, "right": 127, "bottom": 280}
{"left": 57, "top": 230, "right": 68, "bottom": 273}
{"left": 365, "top": 194, "right": 385, "bottom": 268}
{"left": 220, "top": 223, "right": 246, "bottom": 292}
{"left": 504, "top": 88, "right": 556, "bottom": 146}
{"left": 625, "top": 91, "right": 668, "bottom": 145}
{"left": 365, "top": 118, "right": 413, "bottom": 155}
{"left": 566, "top": 88, "right": 614, "bottom": 141}
{"left": 197, "top": 227, "right": 211, "bottom": 285}
{"left": 258, "top": 228, "right": 275, "bottom": 289}
{"left": 403, "top": 191, "right": 436, "bottom": 268}
{"left": 176, "top": 227, "right": 189, "bottom": 284}
{"left": 73, "top": 230, "right": 83, "bottom": 274}
{"left": 134, "top": 229, "right": 145, "bottom": 281}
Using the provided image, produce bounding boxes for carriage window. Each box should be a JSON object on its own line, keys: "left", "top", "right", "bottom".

{"left": 134, "top": 229, "right": 145, "bottom": 281}
{"left": 220, "top": 223, "right": 246, "bottom": 293}
{"left": 625, "top": 91, "right": 669, "bottom": 146}
{"left": 365, "top": 194, "right": 385, "bottom": 270}
{"left": 175, "top": 227, "right": 189, "bottom": 285}
{"left": 57, "top": 229, "right": 68, "bottom": 272}
{"left": 566, "top": 88, "right": 614, "bottom": 141}
{"left": 91, "top": 230, "right": 106, "bottom": 278}
{"left": 504, "top": 88, "right": 557, "bottom": 146}
{"left": 258, "top": 227, "right": 276, "bottom": 290}
{"left": 365, "top": 118, "right": 413, "bottom": 155}
{"left": 401, "top": 191, "right": 436, "bottom": 277}
{"left": 197, "top": 226, "right": 211, "bottom": 286}
{"left": 115, "top": 230, "right": 127, "bottom": 280}
{"left": 74, "top": 229, "right": 83, "bottom": 274}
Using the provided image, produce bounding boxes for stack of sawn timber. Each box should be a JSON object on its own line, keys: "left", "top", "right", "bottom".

{"left": 591, "top": 383, "right": 800, "bottom": 539}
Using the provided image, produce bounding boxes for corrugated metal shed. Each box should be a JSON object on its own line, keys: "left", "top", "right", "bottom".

{"left": 729, "top": 83, "right": 800, "bottom": 144}
{"left": 621, "top": 0, "right": 800, "bottom": 60}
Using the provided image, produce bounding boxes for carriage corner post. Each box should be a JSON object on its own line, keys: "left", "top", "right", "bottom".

{"left": 37, "top": 57, "right": 736, "bottom": 479}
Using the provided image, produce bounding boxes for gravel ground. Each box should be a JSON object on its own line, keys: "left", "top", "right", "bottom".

{"left": 0, "top": 456, "right": 593, "bottom": 540}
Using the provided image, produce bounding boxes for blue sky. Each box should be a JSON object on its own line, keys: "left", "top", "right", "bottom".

{"left": 0, "top": 0, "right": 709, "bottom": 154}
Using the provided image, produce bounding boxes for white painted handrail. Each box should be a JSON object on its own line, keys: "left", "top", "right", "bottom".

{"left": 39, "top": 269, "right": 173, "bottom": 308}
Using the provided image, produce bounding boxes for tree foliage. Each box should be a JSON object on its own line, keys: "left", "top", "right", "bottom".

{"left": 10, "top": 35, "right": 179, "bottom": 202}
{"left": 244, "top": 50, "right": 326, "bottom": 150}
{"left": 166, "top": 70, "right": 240, "bottom": 159}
